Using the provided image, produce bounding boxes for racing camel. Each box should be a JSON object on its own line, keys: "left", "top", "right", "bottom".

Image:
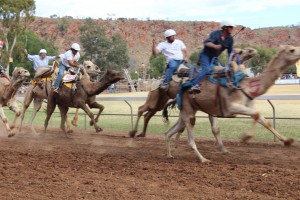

{"left": 163, "top": 45, "right": 300, "bottom": 163}
{"left": 44, "top": 69, "right": 123, "bottom": 135}
{"left": 19, "top": 61, "right": 101, "bottom": 135}
{"left": 0, "top": 67, "right": 30, "bottom": 137}
{"left": 129, "top": 47, "right": 258, "bottom": 139}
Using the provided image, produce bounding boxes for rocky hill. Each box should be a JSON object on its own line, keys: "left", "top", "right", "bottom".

{"left": 28, "top": 17, "right": 300, "bottom": 67}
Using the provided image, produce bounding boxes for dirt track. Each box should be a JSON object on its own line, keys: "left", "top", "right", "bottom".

{"left": 0, "top": 127, "right": 299, "bottom": 200}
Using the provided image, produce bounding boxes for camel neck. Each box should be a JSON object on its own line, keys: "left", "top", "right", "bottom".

{"left": 3, "top": 77, "right": 21, "bottom": 100}
{"left": 248, "top": 54, "right": 283, "bottom": 97}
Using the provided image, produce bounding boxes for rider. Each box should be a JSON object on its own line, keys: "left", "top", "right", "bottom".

{"left": 189, "top": 20, "right": 237, "bottom": 93}
{"left": 24, "top": 48, "right": 58, "bottom": 71}
{"left": 152, "top": 29, "right": 188, "bottom": 90}
{"left": 53, "top": 43, "right": 80, "bottom": 93}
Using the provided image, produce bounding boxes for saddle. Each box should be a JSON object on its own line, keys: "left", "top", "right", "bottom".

{"left": 150, "top": 63, "right": 197, "bottom": 91}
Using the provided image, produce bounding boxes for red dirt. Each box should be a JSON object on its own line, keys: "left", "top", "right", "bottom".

{"left": 0, "top": 127, "right": 299, "bottom": 200}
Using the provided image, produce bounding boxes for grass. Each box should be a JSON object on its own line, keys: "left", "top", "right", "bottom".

{"left": 3, "top": 84, "right": 300, "bottom": 142}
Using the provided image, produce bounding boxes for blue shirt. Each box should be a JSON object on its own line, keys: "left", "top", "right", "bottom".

{"left": 27, "top": 54, "right": 56, "bottom": 71}
{"left": 202, "top": 30, "right": 233, "bottom": 59}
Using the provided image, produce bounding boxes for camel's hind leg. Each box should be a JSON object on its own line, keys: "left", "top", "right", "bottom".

{"left": 0, "top": 106, "right": 14, "bottom": 137}
{"left": 27, "top": 98, "right": 43, "bottom": 135}
{"left": 165, "top": 117, "right": 185, "bottom": 158}
{"left": 208, "top": 115, "right": 229, "bottom": 154}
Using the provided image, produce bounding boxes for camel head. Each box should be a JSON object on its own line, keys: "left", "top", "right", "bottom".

{"left": 104, "top": 69, "right": 124, "bottom": 83}
{"left": 82, "top": 60, "right": 101, "bottom": 75}
{"left": 276, "top": 45, "right": 300, "bottom": 70}
{"left": 237, "top": 47, "right": 257, "bottom": 63}
{"left": 11, "top": 67, "right": 30, "bottom": 83}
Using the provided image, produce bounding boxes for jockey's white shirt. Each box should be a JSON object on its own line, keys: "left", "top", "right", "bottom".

{"left": 27, "top": 54, "right": 56, "bottom": 71}
{"left": 60, "top": 50, "right": 80, "bottom": 67}
{"left": 156, "top": 39, "right": 186, "bottom": 62}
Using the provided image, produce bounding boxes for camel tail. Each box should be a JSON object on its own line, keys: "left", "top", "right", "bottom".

{"left": 162, "top": 98, "right": 177, "bottom": 123}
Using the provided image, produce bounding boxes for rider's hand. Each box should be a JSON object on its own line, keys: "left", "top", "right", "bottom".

{"left": 214, "top": 44, "right": 222, "bottom": 50}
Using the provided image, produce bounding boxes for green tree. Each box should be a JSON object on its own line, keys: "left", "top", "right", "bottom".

{"left": 79, "top": 18, "right": 129, "bottom": 71}
{"left": 248, "top": 46, "right": 276, "bottom": 74}
{"left": 0, "top": 0, "right": 35, "bottom": 72}
{"left": 149, "top": 54, "right": 165, "bottom": 78}
{"left": 189, "top": 51, "right": 200, "bottom": 65}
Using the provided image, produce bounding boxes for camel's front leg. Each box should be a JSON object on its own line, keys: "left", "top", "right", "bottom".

{"left": 208, "top": 115, "right": 229, "bottom": 154}
{"left": 255, "top": 114, "right": 293, "bottom": 146}
{"left": 129, "top": 104, "right": 146, "bottom": 137}
{"left": 88, "top": 102, "right": 104, "bottom": 126}
{"left": 80, "top": 104, "right": 102, "bottom": 132}
{"left": 0, "top": 106, "right": 14, "bottom": 137}
{"left": 137, "top": 109, "right": 156, "bottom": 137}
{"left": 184, "top": 114, "right": 210, "bottom": 163}
{"left": 57, "top": 104, "right": 69, "bottom": 137}
{"left": 71, "top": 108, "right": 79, "bottom": 127}
{"left": 8, "top": 102, "right": 21, "bottom": 130}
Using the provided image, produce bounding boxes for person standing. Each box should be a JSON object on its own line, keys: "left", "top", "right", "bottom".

{"left": 53, "top": 43, "right": 80, "bottom": 93}
{"left": 190, "top": 20, "right": 237, "bottom": 93}
{"left": 152, "top": 29, "right": 188, "bottom": 90}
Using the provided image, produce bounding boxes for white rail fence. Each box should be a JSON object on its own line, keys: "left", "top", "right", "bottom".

{"left": 15, "top": 94, "right": 300, "bottom": 131}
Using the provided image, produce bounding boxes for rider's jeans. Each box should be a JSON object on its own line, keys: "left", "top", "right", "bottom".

{"left": 53, "top": 62, "right": 69, "bottom": 89}
{"left": 163, "top": 59, "right": 182, "bottom": 85}
{"left": 191, "top": 53, "right": 213, "bottom": 87}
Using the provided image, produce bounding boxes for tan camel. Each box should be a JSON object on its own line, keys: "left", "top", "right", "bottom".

{"left": 0, "top": 67, "right": 30, "bottom": 137}
{"left": 129, "top": 47, "right": 257, "bottom": 138}
{"left": 164, "top": 45, "right": 300, "bottom": 163}
{"left": 44, "top": 69, "right": 123, "bottom": 134}
{"left": 19, "top": 61, "right": 101, "bottom": 135}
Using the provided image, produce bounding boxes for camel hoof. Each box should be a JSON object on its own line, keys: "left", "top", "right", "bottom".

{"left": 167, "top": 155, "right": 174, "bottom": 159}
{"left": 129, "top": 130, "right": 137, "bottom": 138}
{"left": 96, "top": 127, "right": 103, "bottom": 132}
{"left": 90, "top": 121, "right": 94, "bottom": 126}
{"left": 284, "top": 138, "right": 294, "bottom": 146}
{"left": 201, "top": 159, "right": 211, "bottom": 163}
{"left": 136, "top": 133, "right": 146, "bottom": 137}
{"left": 67, "top": 129, "right": 73, "bottom": 134}
{"left": 8, "top": 133, "right": 15, "bottom": 138}
{"left": 71, "top": 121, "right": 78, "bottom": 127}
{"left": 221, "top": 149, "right": 231, "bottom": 155}
{"left": 241, "top": 134, "right": 252, "bottom": 143}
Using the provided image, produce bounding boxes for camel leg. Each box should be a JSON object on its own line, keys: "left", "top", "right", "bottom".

{"left": 88, "top": 102, "right": 104, "bottom": 126}
{"left": 136, "top": 110, "right": 156, "bottom": 137}
{"left": 208, "top": 115, "right": 229, "bottom": 154}
{"left": 44, "top": 95, "right": 56, "bottom": 132}
{"left": 80, "top": 104, "right": 102, "bottom": 132}
{"left": 19, "top": 85, "right": 34, "bottom": 133}
{"left": 8, "top": 102, "right": 21, "bottom": 130}
{"left": 0, "top": 106, "right": 14, "bottom": 137}
{"left": 179, "top": 108, "right": 210, "bottom": 163}
{"left": 65, "top": 114, "right": 73, "bottom": 133}
{"left": 129, "top": 104, "right": 147, "bottom": 137}
{"left": 71, "top": 108, "right": 79, "bottom": 127}
{"left": 28, "top": 98, "right": 43, "bottom": 135}
{"left": 165, "top": 117, "right": 185, "bottom": 158}
{"left": 241, "top": 112, "right": 294, "bottom": 146}
{"left": 57, "top": 104, "right": 69, "bottom": 137}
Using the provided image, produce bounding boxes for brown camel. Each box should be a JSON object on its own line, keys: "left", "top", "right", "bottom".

{"left": 44, "top": 69, "right": 123, "bottom": 134}
{"left": 129, "top": 47, "right": 257, "bottom": 138}
{"left": 0, "top": 67, "right": 30, "bottom": 137}
{"left": 19, "top": 61, "right": 101, "bottom": 135}
{"left": 163, "top": 45, "right": 300, "bottom": 163}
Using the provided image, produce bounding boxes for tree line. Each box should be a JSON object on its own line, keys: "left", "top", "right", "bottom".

{"left": 0, "top": 0, "right": 296, "bottom": 79}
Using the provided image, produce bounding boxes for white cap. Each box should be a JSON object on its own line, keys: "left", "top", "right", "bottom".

{"left": 39, "top": 49, "right": 47, "bottom": 54}
{"left": 220, "top": 20, "right": 235, "bottom": 28}
{"left": 71, "top": 43, "right": 80, "bottom": 51}
{"left": 164, "top": 29, "right": 176, "bottom": 38}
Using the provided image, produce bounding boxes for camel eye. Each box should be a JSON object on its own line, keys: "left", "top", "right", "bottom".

{"left": 289, "top": 49, "right": 295, "bottom": 53}
{"left": 87, "top": 65, "right": 91, "bottom": 69}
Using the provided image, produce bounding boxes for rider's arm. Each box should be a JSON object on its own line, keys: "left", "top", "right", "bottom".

{"left": 152, "top": 39, "right": 160, "bottom": 57}
{"left": 67, "top": 60, "right": 78, "bottom": 67}
{"left": 204, "top": 30, "right": 222, "bottom": 50}
{"left": 182, "top": 48, "right": 188, "bottom": 62}
{"left": 24, "top": 49, "right": 28, "bottom": 57}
